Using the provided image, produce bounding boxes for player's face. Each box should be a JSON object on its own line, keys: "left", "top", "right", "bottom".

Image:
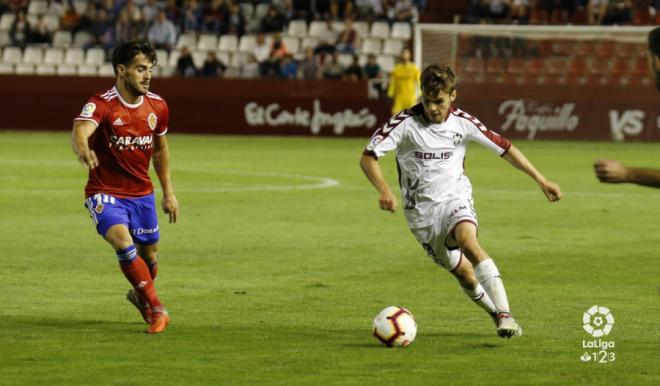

{"left": 421, "top": 88, "right": 456, "bottom": 124}
{"left": 119, "top": 53, "right": 154, "bottom": 97}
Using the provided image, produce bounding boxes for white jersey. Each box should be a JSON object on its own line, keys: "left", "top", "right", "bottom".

{"left": 364, "top": 104, "right": 511, "bottom": 227}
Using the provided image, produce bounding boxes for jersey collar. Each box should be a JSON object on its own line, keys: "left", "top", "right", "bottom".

{"left": 114, "top": 86, "right": 144, "bottom": 109}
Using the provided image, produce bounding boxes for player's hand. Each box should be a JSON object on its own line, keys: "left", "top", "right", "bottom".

{"left": 594, "top": 159, "right": 629, "bottom": 183}
{"left": 162, "top": 194, "right": 179, "bottom": 223}
{"left": 77, "top": 150, "right": 99, "bottom": 169}
{"left": 539, "top": 180, "right": 562, "bottom": 202}
{"left": 379, "top": 190, "right": 397, "bottom": 212}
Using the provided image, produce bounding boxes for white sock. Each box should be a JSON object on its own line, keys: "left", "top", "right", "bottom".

{"left": 462, "top": 283, "right": 497, "bottom": 314}
{"left": 474, "top": 258, "right": 510, "bottom": 314}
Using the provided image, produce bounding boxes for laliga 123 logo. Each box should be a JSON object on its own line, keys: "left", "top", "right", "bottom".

{"left": 580, "top": 305, "right": 616, "bottom": 363}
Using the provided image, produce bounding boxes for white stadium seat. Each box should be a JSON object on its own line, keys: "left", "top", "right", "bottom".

{"left": 239, "top": 2, "right": 253, "bottom": 19}
{"left": 191, "top": 50, "right": 207, "bottom": 68}
{"left": 155, "top": 49, "right": 169, "bottom": 65}
{"left": 370, "top": 21, "right": 390, "bottom": 39}
{"left": 43, "top": 14, "right": 60, "bottom": 32}
{"left": 391, "top": 22, "right": 412, "bottom": 40}
{"left": 216, "top": 51, "right": 230, "bottom": 65}
{"left": 0, "top": 14, "right": 15, "bottom": 31}
{"left": 230, "top": 52, "right": 247, "bottom": 67}
{"left": 307, "top": 21, "right": 326, "bottom": 38}
{"left": 219, "top": 34, "right": 238, "bottom": 52}
{"left": 168, "top": 49, "right": 180, "bottom": 67}
{"left": 176, "top": 32, "right": 197, "bottom": 49}
{"left": 237, "top": 34, "right": 256, "bottom": 53}
{"left": 300, "top": 36, "right": 319, "bottom": 51}
{"left": 56, "top": 64, "right": 77, "bottom": 76}
{"left": 197, "top": 34, "right": 218, "bottom": 51}
{"left": 0, "top": 30, "right": 9, "bottom": 46}
{"left": 43, "top": 48, "right": 64, "bottom": 64}
{"left": 85, "top": 48, "right": 106, "bottom": 65}
{"left": 73, "top": 0, "right": 88, "bottom": 14}
{"left": 72, "top": 31, "right": 94, "bottom": 47}
{"left": 36, "top": 64, "right": 56, "bottom": 75}
{"left": 2, "top": 46, "right": 22, "bottom": 64}
{"left": 360, "top": 38, "right": 382, "bottom": 55}
{"left": 52, "top": 31, "right": 72, "bottom": 48}
{"left": 287, "top": 20, "right": 307, "bottom": 38}
{"left": 23, "top": 46, "right": 44, "bottom": 64}
{"left": 27, "top": 0, "right": 48, "bottom": 15}
{"left": 77, "top": 64, "right": 98, "bottom": 76}
{"left": 353, "top": 21, "right": 369, "bottom": 38}
{"left": 377, "top": 54, "right": 395, "bottom": 73}
{"left": 254, "top": 3, "right": 269, "bottom": 20}
{"left": 382, "top": 39, "right": 405, "bottom": 56}
{"left": 337, "top": 53, "right": 354, "bottom": 68}
{"left": 282, "top": 36, "right": 299, "bottom": 53}
{"left": 0, "top": 62, "right": 13, "bottom": 74}
{"left": 14, "top": 63, "right": 35, "bottom": 75}
{"left": 98, "top": 63, "right": 115, "bottom": 77}
{"left": 64, "top": 47, "right": 85, "bottom": 64}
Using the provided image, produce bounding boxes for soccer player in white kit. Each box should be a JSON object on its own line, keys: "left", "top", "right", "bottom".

{"left": 360, "top": 64, "right": 562, "bottom": 338}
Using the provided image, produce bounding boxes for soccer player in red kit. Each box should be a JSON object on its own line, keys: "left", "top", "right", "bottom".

{"left": 71, "top": 41, "right": 179, "bottom": 334}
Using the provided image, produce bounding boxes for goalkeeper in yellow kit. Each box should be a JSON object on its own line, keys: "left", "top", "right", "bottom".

{"left": 387, "top": 48, "right": 421, "bottom": 114}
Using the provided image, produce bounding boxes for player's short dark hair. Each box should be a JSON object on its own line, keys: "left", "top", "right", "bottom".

{"left": 649, "top": 27, "right": 660, "bottom": 57}
{"left": 420, "top": 64, "right": 456, "bottom": 95}
{"left": 111, "top": 41, "right": 157, "bottom": 75}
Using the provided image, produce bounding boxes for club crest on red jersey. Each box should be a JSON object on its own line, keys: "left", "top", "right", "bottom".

{"left": 147, "top": 113, "right": 157, "bottom": 131}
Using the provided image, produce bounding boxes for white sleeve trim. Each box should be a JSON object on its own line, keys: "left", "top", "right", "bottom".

{"left": 156, "top": 127, "right": 168, "bottom": 136}
{"left": 73, "top": 118, "right": 99, "bottom": 128}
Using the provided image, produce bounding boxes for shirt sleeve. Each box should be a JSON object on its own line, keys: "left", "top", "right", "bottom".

{"left": 458, "top": 110, "right": 511, "bottom": 156}
{"left": 73, "top": 96, "right": 107, "bottom": 127}
{"left": 156, "top": 100, "right": 170, "bottom": 136}
{"left": 363, "top": 110, "right": 411, "bottom": 159}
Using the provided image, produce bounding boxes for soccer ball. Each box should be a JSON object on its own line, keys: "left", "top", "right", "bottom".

{"left": 373, "top": 306, "right": 417, "bottom": 347}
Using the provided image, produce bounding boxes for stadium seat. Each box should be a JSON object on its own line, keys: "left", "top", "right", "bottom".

{"left": 300, "top": 36, "right": 319, "bottom": 51}
{"left": 352, "top": 21, "right": 369, "bottom": 39}
{"left": 506, "top": 57, "right": 525, "bottom": 75}
{"left": 216, "top": 51, "right": 230, "bottom": 65}
{"left": 588, "top": 58, "right": 609, "bottom": 76}
{"left": 52, "top": 31, "right": 72, "bottom": 49}
{"left": 630, "top": 57, "right": 650, "bottom": 76}
{"left": 14, "top": 63, "right": 34, "bottom": 75}
{"left": 254, "top": 3, "right": 270, "bottom": 20}
{"left": 1, "top": 46, "right": 22, "bottom": 64}
{"left": 64, "top": 48, "right": 85, "bottom": 65}
{"left": 155, "top": 49, "right": 168, "bottom": 66}
{"left": 382, "top": 38, "right": 404, "bottom": 56}
{"left": 360, "top": 38, "right": 382, "bottom": 55}
{"left": 77, "top": 64, "right": 97, "bottom": 76}
{"left": 159, "top": 65, "right": 176, "bottom": 78}
{"left": 35, "top": 64, "right": 56, "bottom": 75}
{"left": 197, "top": 34, "right": 218, "bottom": 51}
{"left": 370, "top": 21, "right": 390, "bottom": 39}
{"left": 337, "top": 53, "right": 353, "bottom": 67}
{"left": 551, "top": 39, "right": 572, "bottom": 55}
{"left": 218, "top": 35, "right": 238, "bottom": 52}
{"left": 525, "top": 57, "right": 544, "bottom": 76}
{"left": 230, "top": 52, "right": 248, "bottom": 68}
{"left": 594, "top": 40, "right": 614, "bottom": 58}
{"left": 43, "top": 48, "right": 64, "bottom": 64}
{"left": 43, "top": 14, "right": 60, "bottom": 32}
{"left": 176, "top": 32, "right": 197, "bottom": 50}
{"left": 73, "top": 0, "right": 88, "bottom": 14}
{"left": 0, "top": 14, "right": 15, "bottom": 31}
{"left": 191, "top": 50, "right": 207, "bottom": 68}
{"left": 574, "top": 40, "right": 595, "bottom": 56}
{"left": 0, "top": 62, "right": 12, "bottom": 74}
{"left": 56, "top": 64, "right": 77, "bottom": 76}
{"left": 609, "top": 57, "right": 630, "bottom": 77}
{"left": 0, "top": 30, "right": 9, "bottom": 46}
{"left": 98, "top": 63, "right": 115, "bottom": 77}
{"left": 544, "top": 57, "right": 566, "bottom": 76}
{"left": 287, "top": 20, "right": 307, "bottom": 38}
{"left": 85, "top": 48, "right": 106, "bottom": 65}
{"left": 72, "top": 31, "right": 94, "bottom": 48}
{"left": 485, "top": 57, "right": 505, "bottom": 74}
{"left": 308, "top": 21, "right": 326, "bottom": 38}
{"left": 614, "top": 42, "right": 636, "bottom": 58}
{"left": 567, "top": 57, "right": 587, "bottom": 76}
{"left": 282, "top": 36, "right": 299, "bottom": 53}
{"left": 168, "top": 49, "right": 180, "bottom": 67}
{"left": 390, "top": 22, "right": 411, "bottom": 40}
{"left": 237, "top": 34, "right": 256, "bottom": 53}
{"left": 240, "top": 2, "right": 254, "bottom": 19}
{"left": 22, "top": 46, "right": 44, "bottom": 64}
{"left": 27, "top": 0, "right": 48, "bottom": 15}
{"left": 462, "top": 57, "right": 484, "bottom": 75}
{"left": 376, "top": 54, "right": 395, "bottom": 73}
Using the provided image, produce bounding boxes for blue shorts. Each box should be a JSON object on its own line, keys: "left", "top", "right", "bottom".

{"left": 84, "top": 193, "right": 160, "bottom": 245}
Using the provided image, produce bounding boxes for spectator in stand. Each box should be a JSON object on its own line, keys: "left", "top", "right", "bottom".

{"left": 511, "top": 0, "right": 530, "bottom": 24}
{"left": 142, "top": 0, "right": 160, "bottom": 25}
{"left": 322, "top": 51, "right": 345, "bottom": 80}
{"left": 115, "top": 6, "right": 144, "bottom": 44}
{"left": 60, "top": 0, "right": 81, "bottom": 31}
{"left": 200, "top": 51, "right": 228, "bottom": 77}
{"left": 364, "top": 53, "right": 384, "bottom": 97}
{"left": 600, "top": 0, "right": 632, "bottom": 25}
{"left": 88, "top": 8, "right": 113, "bottom": 49}
{"left": 279, "top": 53, "right": 299, "bottom": 79}
{"left": 298, "top": 47, "right": 322, "bottom": 79}
{"left": 486, "top": 0, "right": 511, "bottom": 22}
{"left": 355, "top": 0, "right": 385, "bottom": 21}
{"left": 272, "top": 0, "right": 294, "bottom": 23}
{"left": 9, "top": 10, "right": 31, "bottom": 48}
{"left": 253, "top": 32, "right": 272, "bottom": 76}
{"left": 148, "top": 10, "right": 177, "bottom": 51}
{"left": 44, "top": 0, "right": 64, "bottom": 17}
{"left": 335, "top": 17, "right": 359, "bottom": 54}
{"left": 176, "top": 46, "right": 197, "bottom": 76}
{"left": 313, "top": 18, "right": 337, "bottom": 56}
{"left": 202, "top": 0, "right": 228, "bottom": 33}
{"left": 181, "top": 0, "right": 202, "bottom": 32}
{"left": 385, "top": 0, "right": 415, "bottom": 23}
{"left": 343, "top": 53, "right": 364, "bottom": 80}
{"left": 265, "top": 31, "right": 289, "bottom": 76}
{"left": 30, "top": 14, "right": 52, "bottom": 45}
{"left": 164, "top": 0, "right": 183, "bottom": 28}
{"left": 226, "top": 2, "right": 246, "bottom": 36}
{"left": 291, "top": 0, "right": 312, "bottom": 21}
{"left": 7, "top": 0, "right": 28, "bottom": 12}
{"left": 260, "top": 5, "right": 286, "bottom": 33}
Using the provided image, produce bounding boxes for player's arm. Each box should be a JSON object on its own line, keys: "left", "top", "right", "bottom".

{"left": 594, "top": 159, "right": 660, "bottom": 187}
{"left": 360, "top": 154, "right": 397, "bottom": 212}
{"left": 503, "top": 144, "right": 562, "bottom": 202}
{"left": 71, "top": 120, "right": 99, "bottom": 169}
{"left": 153, "top": 135, "right": 179, "bottom": 223}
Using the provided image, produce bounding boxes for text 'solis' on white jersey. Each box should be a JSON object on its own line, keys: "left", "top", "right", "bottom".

{"left": 363, "top": 104, "right": 511, "bottom": 228}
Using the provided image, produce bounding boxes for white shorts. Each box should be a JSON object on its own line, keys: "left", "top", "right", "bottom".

{"left": 410, "top": 195, "right": 478, "bottom": 271}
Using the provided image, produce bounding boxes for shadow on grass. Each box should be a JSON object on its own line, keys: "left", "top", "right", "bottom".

{"left": 0, "top": 314, "right": 144, "bottom": 334}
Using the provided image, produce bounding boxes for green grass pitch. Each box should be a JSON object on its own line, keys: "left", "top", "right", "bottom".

{"left": 0, "top": 131, "right": 658, "bottom": 385}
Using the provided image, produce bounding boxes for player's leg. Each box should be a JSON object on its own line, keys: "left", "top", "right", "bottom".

{"left": 136, "top": 243, "right": 158, "bottom": 280}
{"left": 452, "top": 221, "right": 522, "bottom": 338}
{"left": 447, "top": 251, "right": 497, "bottom": 320}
